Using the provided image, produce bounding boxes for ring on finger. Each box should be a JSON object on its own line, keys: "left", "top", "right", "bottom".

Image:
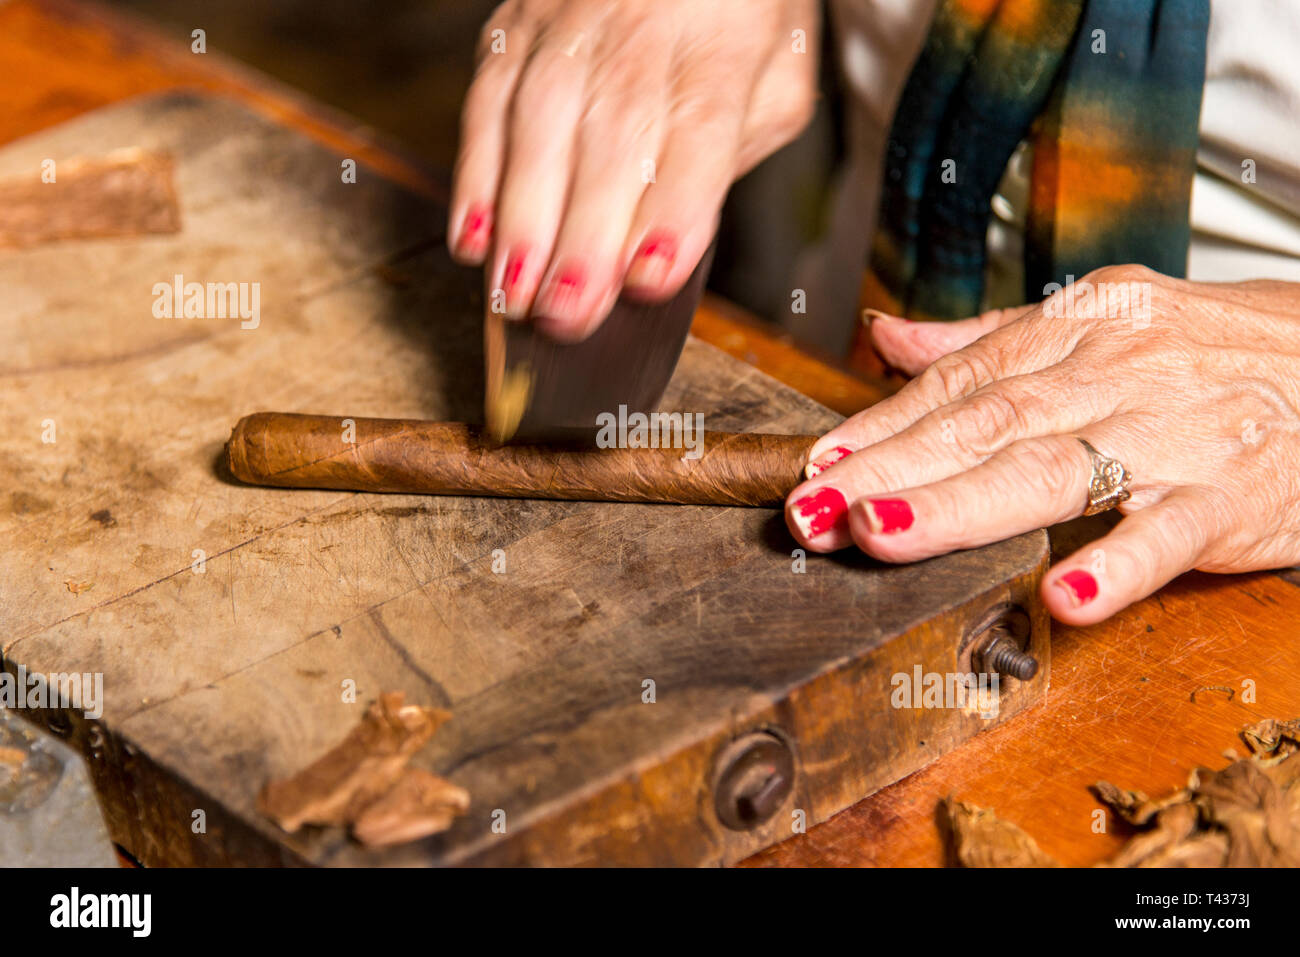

{"left": 1078, "top": 437, "right": 1133, "bottom": 516}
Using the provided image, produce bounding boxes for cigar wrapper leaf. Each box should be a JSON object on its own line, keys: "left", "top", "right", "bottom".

{"left": 227, "top": 413, "right": 818, "bottom": 508}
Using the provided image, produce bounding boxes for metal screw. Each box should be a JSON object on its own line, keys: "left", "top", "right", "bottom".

{"left": 981, "top": 634, "right": 1039, "bottom": 680}
{"left": 713, "top": 731, "right": 795, "bottom": 831}
{"left": 966, "top": 605, "right": 1039, "bottom": 681}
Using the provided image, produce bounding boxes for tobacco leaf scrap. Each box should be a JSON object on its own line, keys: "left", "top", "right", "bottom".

{"left": 1102, "top": 802, "right": 1201, "bottom": 868}
{"left": 259, "top": 691, "right": 467, "bottom": 847}
{"left": 350, "top": 768, "right": 471, "bottom": 849}
{"left": 1193, "top": 759, "right": 1300, "bottom": 867}
{"left": 1091, "top": 780, "right": 1191, "bottom": 827}
{"left": 1241, "top": 718, "right": 1300, "bottom": 759}
{"left": 945, "top": 717, "right": 1300, "bottom": 868}
{"left": 943, "top": 796, "right": 1058, "bottom": 868}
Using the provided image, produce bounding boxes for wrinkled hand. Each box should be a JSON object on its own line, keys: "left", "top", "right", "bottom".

{"left": 785, "top": 266, "right": 1300, "bottom": 625}
{"left": 450, "top": 0, "right": 818, "bottom": 340}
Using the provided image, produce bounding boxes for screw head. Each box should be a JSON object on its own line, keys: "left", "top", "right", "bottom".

{"left": 963, "top": 604, "right": 1038, "bottom": 680}
{"left": 713, "top": 731, "right": 796, "bottom": 831}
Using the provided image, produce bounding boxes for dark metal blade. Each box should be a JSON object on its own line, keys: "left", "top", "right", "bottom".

{"left": 486, "top": 243, "right": 716, "bottom": 443}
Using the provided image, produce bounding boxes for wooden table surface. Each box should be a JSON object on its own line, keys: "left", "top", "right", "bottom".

{"left": 4, "top": 0, "right": 1297, "bottom": 867}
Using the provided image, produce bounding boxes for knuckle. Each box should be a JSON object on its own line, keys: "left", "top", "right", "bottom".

{"left": 920, "top": 349, "right": 999, "bottom": 404}
{"left": 670, "top": 86, "right": 740, "bottom": 133}
{"left": 516, "top": 38, "right": 585, "bottom": 97}
{"left": 1004, "top": 439, "right": 1080, "bottom": 501}
{"left": 758, "top": 77, "right": 817, "bottom": 144}
{"left": 1061, "top": 264, "right": 1161, "bottom": 327}
{"left": 948, "top": 390, "right": 1026, "bottom": 453}
{"left": 769, "top": 93, "right": 815, "bottom": 145}
{"left": 1084, "top": 263, "right": 1154, "bottom": 287}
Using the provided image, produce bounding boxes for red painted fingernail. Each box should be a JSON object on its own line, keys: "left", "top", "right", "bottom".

{"left": 790, "top": 487, "right": 848, "bottom": 540}
{"left": 458, "top": 204, "right": 492, "bottom": 255}
{"left": 539, "top": 264, "right": 586, "bottom": 316}
{"left": 804, "top": 446, "right": 855, "bottom": 479}
{"left": 503, "top": 248, "right": 527, "bottom": 292}
{"left": 626, "top": 233, "right": 677, "bottom": 288}
{"left": 1055, "top": 569, "right": 1098, "bottom": 607}
{"left": 557, "top": 268, "right": 584, "bottom": 291}
{"left": 863, "top": 498, "right": 914, "bottom": 534}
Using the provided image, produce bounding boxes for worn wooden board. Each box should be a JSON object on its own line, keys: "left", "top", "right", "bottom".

{"left": 0, "top": 92, "right": 1049, "bottom": 866}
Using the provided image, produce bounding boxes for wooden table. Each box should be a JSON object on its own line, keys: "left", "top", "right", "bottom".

{"left": 3, "top": 0, "right": 1297, "bottom": 867}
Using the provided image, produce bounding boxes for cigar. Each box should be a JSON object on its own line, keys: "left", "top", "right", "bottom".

{"left": 227, "top": 413, "right": 818, "bottom": 508}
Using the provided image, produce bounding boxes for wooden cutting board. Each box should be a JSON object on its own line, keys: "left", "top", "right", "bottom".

{"left": 0, "top": 92, "right": 1049, "bottom": 866}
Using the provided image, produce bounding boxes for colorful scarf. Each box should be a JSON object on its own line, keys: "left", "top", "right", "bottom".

{"left": 868, "top": 0, "right": 1211, "bottom": 321}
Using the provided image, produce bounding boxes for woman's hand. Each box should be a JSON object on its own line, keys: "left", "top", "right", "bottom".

{"left": 449, "top": 0, "right": 818, "bottom": 340}
{"left": 785, "top": 266, "right": 1300, "bottom": 625}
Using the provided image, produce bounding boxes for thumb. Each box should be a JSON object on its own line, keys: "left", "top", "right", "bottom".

{"left": 867, "top": 305, "right": 1035, "bottom": 375}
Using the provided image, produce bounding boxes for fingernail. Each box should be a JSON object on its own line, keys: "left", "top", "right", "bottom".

{"left": 497, "top": 247, "right": 531, "bottom": 319}
{"left": 862, "top": 308, "right": 903, "bottom": 327}
{"left": 790, "top": 487, "right": 848, "bottom": 540}
{"left": 536, "top": 264, "right": 586, "bottom": 318}
{"left": 458, "top": 204, "right": 492, "bottom": 256}
{"left": 1054, "top": 569, "right": 1098, "bottom": 607}
{"left": 863, "top": 498, "right": 914, "bottom": 534}
{"left": 503, "top": 249, "right": 527, "bottom": 291}
{"left": 804, "top": 445, "right": 855, "bottom": 479}
{"left": 626, "top": 234, "right": 677, "bottom": 289}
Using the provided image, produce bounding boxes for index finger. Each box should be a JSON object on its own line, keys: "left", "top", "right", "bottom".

{"left": 448, "top": 6, "right": 534, "bottom": 262}
{"left": 806, "top": 303, "right": 1081, "bottom": 467}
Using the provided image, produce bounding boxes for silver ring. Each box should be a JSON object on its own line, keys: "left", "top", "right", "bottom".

{"left": 1078, "top": 438, "right": 1133, "bottom": 516}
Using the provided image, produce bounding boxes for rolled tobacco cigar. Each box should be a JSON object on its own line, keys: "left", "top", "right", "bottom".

{"left": 227, "top": 413, "right": 818, "bottom": 508}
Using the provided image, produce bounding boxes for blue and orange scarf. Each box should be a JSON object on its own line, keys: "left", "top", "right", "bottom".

{"left": 867, "top": 0, "right": 1211, "bottom": 321}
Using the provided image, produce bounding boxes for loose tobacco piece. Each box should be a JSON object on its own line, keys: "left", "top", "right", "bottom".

{"left": 945, "top": 717, "right": 1300, "bottom": 868}
{"left": 259, "top": 691, "right": 466, "bottom": 845}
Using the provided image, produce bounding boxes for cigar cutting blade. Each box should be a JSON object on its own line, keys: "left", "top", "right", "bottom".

{"left": 485, "top": 243, "right": 716, "bottom": 443}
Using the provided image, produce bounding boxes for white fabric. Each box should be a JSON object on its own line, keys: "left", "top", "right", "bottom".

{"left": 1189, "top": 0, "right": 1300, "bottom": 281}
{"left": 822, "top": 0, "right": 1300, "bottom": 320}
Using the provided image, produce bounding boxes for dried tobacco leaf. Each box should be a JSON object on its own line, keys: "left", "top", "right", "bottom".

{"left": 259, "top": 692, "right": 452, "bottom": 834}
{"left": 1259, "top": 748, "right": 1300, "bottom": 789}
{"left": 1195, "top": 759, "right": 1300, "bottom": 867}
{"left": 942, "top": 796, "right": 1059, "bottom": 868}
{"left": 351, "top": 768, "right": 471, "bottom": 848}
{"left": 1092, "top": 781, "right": 1190, "bottom": 827}
{"left": 1104, "top": 803, "right": 1202, "bottom": 868}
{"left": 1130, "top": 831, "right": 1229, "bottom": 868}
{"left": 947, "top": 718, "right": 1300, "bottom": 869}
{"left": 1241, "top": 718, "right": 1300, "bottom": 758}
